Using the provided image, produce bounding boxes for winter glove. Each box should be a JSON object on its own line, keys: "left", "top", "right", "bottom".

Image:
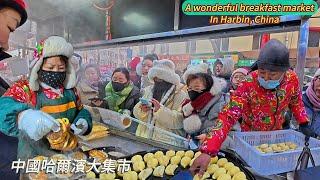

{"left": 300, "top": 122, "right": 316, "bottom": 138}
{"left": 18, "top": 109, "right": 60, "bottom": 141}
{"left": 71, "top": 118, "right": 88, "bottom": 135}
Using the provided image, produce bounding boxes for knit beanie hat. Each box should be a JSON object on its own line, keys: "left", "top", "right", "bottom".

{"left": 257, "top": 39, "right": 290, "bottom": 72}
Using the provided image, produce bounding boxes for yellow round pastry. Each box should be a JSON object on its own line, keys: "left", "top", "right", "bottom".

{"left": 217, "top": 158, "right": 228, "bottom": 167}
{"left": 165, "top": 164, "right": 178, "bottom": 176}
{"left": 154, "top": 151, "right": 164, "bottom": 159}
{"left": 131, "top": 155, "right": 143, "bottom": 162}
{"left": 289, "top": 144, "right": 297, "bottom": 150}
{"left": 123, "top": 171, "right": 138, "bottom": 180}
{"left": 217, "top": 173, "right": 232, "bottom": 180}
{"left": 263, "top": 147, "right": 273, "bottom": 153}
{"left": 143, "top": 153, "right": 154, "bottom": 162}
{"left": 224, "top": 162, "right": 235, "bottom": 171}
{"left": 232, "top": 172, "right": 247, "bottom": 180}
{"left": 278, "top": 143, "right": 286, "bottom": 148}
{"left": 176, "top": 151, "right": 185, "bottom": 158}
{"left": 270, "top": 144, "right": 278, "bottom": 149}
{"left": 210, "top": 156, "right": 219, "bottom": 164}
{"left": 194, "top": 172, "right": 210, "bottom": 180}
{"left": 260, "top": 144, "right": 269, "bottom": 149}
{"left": 213, "top": 168, "right": 227, "bottom": 179}
{"left": 227, "top": 166, "right": 240, "bottom": 176}
{"left": 166, "top": 150, "right": 176, "bottom": 158}
{"left": 158, "top": 156, "right": 170, "bottom": 167}
{"left": 180, "top": 156, "right": 191, "bottom": 168}
{"left": 207, "top": 164, "right": 219, "bottom": 175}
{"left": 153, "top": 165, "right": 165, "bottom": 178}
{"left": 272, "top": 146, "right": 282, "bottom": 153}
{"left": 138, "top": 168, "right": 153, "bottom": 180}
{"left": 99, "top": 173, "right": 116, "bottom": 180}
{"left": 185, "top": 150, "right": 195, "bottom": 159}
{"left": 133, "top": 161, "right": 145, "bottom": 172}
{"left": 86, "top": 171, "right": 96, "bottom": 179}
{"left": 147, "top": 158, "right": 158, "bottom": 169}
{"left": 170, "top": 155, "right": 181, "bottom": 165}
{"left": 281, "top": 145, "right": 290, "bottom": 151}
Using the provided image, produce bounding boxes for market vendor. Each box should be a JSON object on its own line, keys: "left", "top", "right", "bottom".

{"left": 0, "top": 36, "right": 92, "bottom": 160}
{"left": 190, "top": 39, "right": 315, "bottom": 176}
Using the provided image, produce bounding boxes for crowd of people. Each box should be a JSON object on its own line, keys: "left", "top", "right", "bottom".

{"left": 0, "top": 0, "right": 320, "bottom": 178}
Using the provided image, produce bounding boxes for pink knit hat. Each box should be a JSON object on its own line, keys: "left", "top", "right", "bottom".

{"left": 231, "top": 68, "right": 249, "bottom": 80}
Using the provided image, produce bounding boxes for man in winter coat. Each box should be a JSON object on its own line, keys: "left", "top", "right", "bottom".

{"left": 190, "top": 39, "right": 315, "bottom": 176}
{"left": 133, "top": 59, "right": 187, "bottom": 145}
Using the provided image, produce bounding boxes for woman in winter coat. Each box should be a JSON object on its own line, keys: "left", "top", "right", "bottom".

{"left": 0, "top": 36, "right": 92, "bottom": 160}
{"left": 104, "top": 67, "right": 141, "bottom": 117}
{"left": 133, "top": 60, "right": 187, "bottom": 144}
{"left": 303, "top": 69, "right": 320, "bottom": 138}
{"left": 182, "top": 73, "right": 229, "bottom": 147}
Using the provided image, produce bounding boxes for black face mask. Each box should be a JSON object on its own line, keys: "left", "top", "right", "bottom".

{"left": 112, "top": 81, "right": 127, "bottom": 92}
{"left": 39, "top": 70, "right": 66, "bottom": 89}
{"left": 188, "top": 90, "right": 204, "bottom": 101}
{"left": 153, "top": 80, "right": 173, "bottom": 102}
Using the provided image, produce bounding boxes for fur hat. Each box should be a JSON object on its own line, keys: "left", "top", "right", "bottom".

{"left": 257, "top": 39, "right": 290, "bottom": 72}
{"left": 182, "top": 63, "right": 209, "bottom": 83}
{"left": 183, "top": 76, "right": 227, "bottom": 134}
{"left": 29, "top": 36, "right": 75, "bottom": 91}
{"left": 148, "top": 59, "right": 180, "bottom": 85}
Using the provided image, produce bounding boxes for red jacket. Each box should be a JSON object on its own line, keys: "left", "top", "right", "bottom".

{"left": 200, "top": 70, "right": 309, "bottom": 155}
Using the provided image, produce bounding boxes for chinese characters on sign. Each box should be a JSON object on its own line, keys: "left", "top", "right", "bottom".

{"left": 12, "top": 158, "right": 132, "bottom": 174}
